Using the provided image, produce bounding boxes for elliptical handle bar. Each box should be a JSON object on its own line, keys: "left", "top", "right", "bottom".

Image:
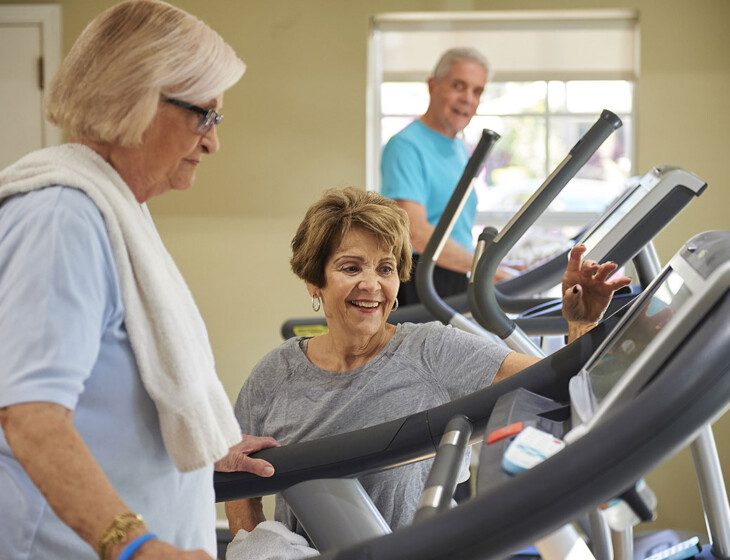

{"left": 470, "top": 109, "right": 623, "bottom": 340}
{"left": 415, "top": 128, "right": 501, "bottom": 325}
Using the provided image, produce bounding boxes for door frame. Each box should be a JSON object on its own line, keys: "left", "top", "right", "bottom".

{"left": 0, "top": 4, "right": 62, "bottom": 146}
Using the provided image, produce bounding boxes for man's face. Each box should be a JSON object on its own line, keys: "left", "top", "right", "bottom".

{"left": 425, "top": 59, "right": 487, "bottom": 138}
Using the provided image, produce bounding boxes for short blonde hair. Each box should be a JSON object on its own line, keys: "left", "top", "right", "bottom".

{"left": 45, "top": 0, "right": 245, "bottom": 146}
{"left": 291, "top": 187, "right": 412, "bottom": 288}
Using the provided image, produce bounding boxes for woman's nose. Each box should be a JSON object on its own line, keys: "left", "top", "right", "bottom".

{"left": 358, "top": 271, "right": 379, "bottom": 291}
{"left": 201, "top": 125, "right": 220, "bottom": 154}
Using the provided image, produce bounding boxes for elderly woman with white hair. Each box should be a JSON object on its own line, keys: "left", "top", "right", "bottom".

{"left": 0, "top": 1, "right": 277, "bottom": 559}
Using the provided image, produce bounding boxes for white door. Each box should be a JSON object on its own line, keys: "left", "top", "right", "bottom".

{"left": 0, "top": 5, "right": 61, "bottom": 170}
{"left": 0, "top": 24, "right": 43, "bottom": 169}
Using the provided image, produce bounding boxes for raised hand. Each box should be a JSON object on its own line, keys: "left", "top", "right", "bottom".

{"left": 562, "top": 244, "right": 632, "bottom": 325}
{"left": 214, "top": 434, "right": 280, "bottom": 475}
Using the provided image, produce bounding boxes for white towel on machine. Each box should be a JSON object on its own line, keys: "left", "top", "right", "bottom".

{"left": 226, "top": 522, "right": 318, "bottom": 560}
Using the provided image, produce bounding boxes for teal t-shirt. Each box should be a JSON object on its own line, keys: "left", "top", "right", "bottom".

{"left": 381, "top": 120, "right": 476, "bottom": 251}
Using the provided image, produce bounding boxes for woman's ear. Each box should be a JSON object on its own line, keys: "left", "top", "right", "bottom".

{"left": 305, "top": 282, "right": 318, "bottom": 299}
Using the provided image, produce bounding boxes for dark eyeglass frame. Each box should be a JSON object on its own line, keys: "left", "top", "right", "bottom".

{"left": 164, "top": 97, "right": 223, "bottom": 133}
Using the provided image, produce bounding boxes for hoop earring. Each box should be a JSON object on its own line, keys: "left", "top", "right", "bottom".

{"left": 392, "top": 297, "right": 399, "bottom": 312}
{"left": 312, "top": 296, "right": 321, "bottom": 312}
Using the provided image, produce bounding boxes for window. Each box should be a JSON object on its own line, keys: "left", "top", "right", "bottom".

{"left": 368, "top": 11, "right": 639, "bottom": 264}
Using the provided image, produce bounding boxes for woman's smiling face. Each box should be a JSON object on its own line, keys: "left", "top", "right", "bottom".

{"left": 312, "top": 227, "right": 400, "bottom": 341}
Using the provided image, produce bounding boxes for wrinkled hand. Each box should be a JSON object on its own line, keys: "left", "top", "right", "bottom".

{"left": 562, "top": 244, "right": 632, "bottom": 325}
{"left": 214, "top": 434, "right": 280, "bottom": 476}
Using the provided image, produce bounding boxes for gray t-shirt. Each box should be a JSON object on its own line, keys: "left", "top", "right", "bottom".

{"left": 234, "top": 321, "right": 511, "bottom": 534}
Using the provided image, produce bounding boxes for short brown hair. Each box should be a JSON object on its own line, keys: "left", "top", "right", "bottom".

{"left": 291, "top": 187, "right": 412, "bottom": 288}
{"left": 45, "top": 0, "right": 245, "bottom": 146}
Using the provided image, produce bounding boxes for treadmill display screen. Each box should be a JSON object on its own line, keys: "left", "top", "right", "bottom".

{"left": 581, "top": 181, "right": 653, "bottom": 253}
{"left": 587, "top": 269, "right": 692, "bottom": 403}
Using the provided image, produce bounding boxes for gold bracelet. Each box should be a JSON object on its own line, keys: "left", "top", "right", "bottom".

{"left": 98, "top": 512, "right": 145, "bottom": 560}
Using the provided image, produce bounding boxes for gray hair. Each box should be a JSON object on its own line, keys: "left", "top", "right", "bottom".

{"left": 45, "top": 0, "right": 245, "bottom": 147}
{"left": 432, "top": 47, "right": 490, "bottom": 80}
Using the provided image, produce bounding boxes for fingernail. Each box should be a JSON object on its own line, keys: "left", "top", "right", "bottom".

{"left": 573, "top": 285, "right": 578, "bottom": 294}
{"left": 264, "top": 466, "right": 275, "bottom": 476}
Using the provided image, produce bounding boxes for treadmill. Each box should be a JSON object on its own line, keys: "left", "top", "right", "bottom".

{"left": 216, "top": 230, "right": 730, "bottom": 560}
{"left": 464, "top": 157, "right": 707, "bottom": 554}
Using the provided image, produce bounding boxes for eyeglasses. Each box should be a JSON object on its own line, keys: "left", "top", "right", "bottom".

{"left": 164, "top": 98, "right": 223, "bottom": 134}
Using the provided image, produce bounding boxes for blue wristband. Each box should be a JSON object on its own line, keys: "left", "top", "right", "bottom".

{"left": 117, "top": 532, "right": 157, "bottom": 560}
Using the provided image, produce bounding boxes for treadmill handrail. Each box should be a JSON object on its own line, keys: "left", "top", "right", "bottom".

{"left": 470, "top": 109, "right": 623, "bottom": 340}
{"left": 414, "top": 128, "right": 500, "bottom": 325}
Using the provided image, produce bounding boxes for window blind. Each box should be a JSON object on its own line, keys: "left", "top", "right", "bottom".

{"left": 373, "top": 10, "right": 639, "bottom": 82}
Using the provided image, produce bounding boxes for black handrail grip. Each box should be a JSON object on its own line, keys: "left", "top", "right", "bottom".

{"left": 415, "top": 129, "right": 500, "bottom": 324}
{"left": 470, "top": 109, "right": 622, "bottom": 339}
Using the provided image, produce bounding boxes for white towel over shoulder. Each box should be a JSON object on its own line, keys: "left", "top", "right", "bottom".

{"left": 0, "top": 143, "right": 240, "bottom": 471}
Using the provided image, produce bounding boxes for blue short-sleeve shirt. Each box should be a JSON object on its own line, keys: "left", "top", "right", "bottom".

{"left": 381, "top": 120, "right": 477, "bottom": 251}
{"left": 0, "top": 186, "right": 215, "bottom": 558}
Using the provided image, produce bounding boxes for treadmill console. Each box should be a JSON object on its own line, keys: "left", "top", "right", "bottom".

{"left": 580, "top": 173, "right": 657, "bottom": 254}
{"left": 585, "top": 269, "right": 692, "bottom": 403}
{"left": 479, "top": 231, "right": 730, "bottom": 492}
{"left": 579, "top": 166, "right": 706, "bottom": 261}
{"left": 570, "top": 230, "right": 730, "bottom": 431}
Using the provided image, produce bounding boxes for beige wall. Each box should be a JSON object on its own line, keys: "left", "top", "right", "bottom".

{"left": 8, "top": 0, "right": 730, "bottom": 539}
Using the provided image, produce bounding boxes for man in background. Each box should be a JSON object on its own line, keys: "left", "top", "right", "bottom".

{"left": 381, "top": 47, "right": 512, "bottom": 306}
